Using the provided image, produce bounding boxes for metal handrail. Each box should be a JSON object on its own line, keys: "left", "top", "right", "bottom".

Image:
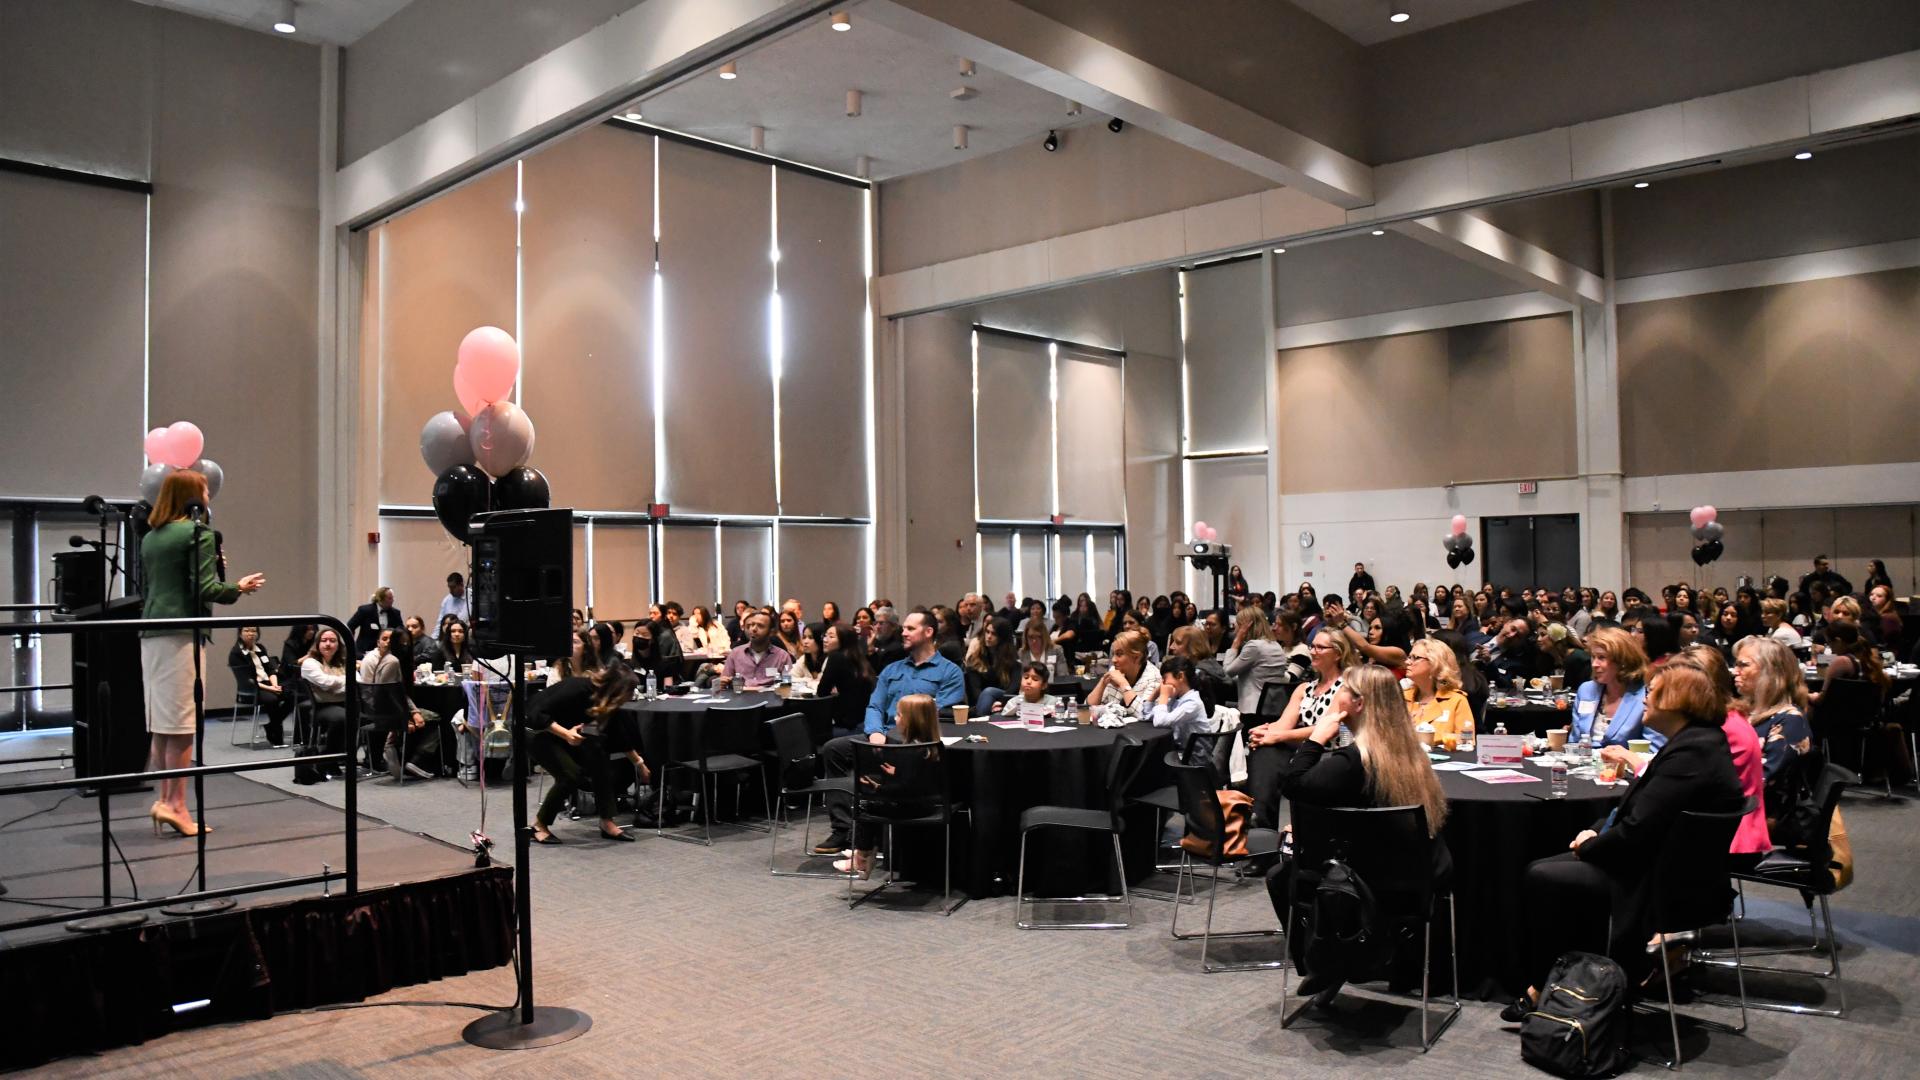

{"left": 0, "top": 684, "right": 72, "bottom": 694}
{"left": 0, "top": 613, "right": 359, "bottom": 934}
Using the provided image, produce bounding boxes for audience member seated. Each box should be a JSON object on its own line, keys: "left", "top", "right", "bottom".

{"left": 227, "top": 625, "right": 293, "bottom": 747}
{"left": 832, "top": 693, "right": 944, "bottom": 877}
{"left": 526, "top": 662, "right": 647, "bottom": 844}
{"left": 964, "top": 617, "right": 1021, "bottom": 714}
{"left": 1244, "top": 626, "right": 1363, "bottom": 829}
{"left": 868, "top": 607, "right": 908, "bottom": 669}
{"left": 1813, "top": 622, "right": 1911, "bottom": 785}
{"left": 990, "top": 662, "right": 1060, "bottom": 718}
{"left": 1147, "top": 656, "right": 1211, "bottom": 747}
{"left": 1569, "top": 627, "right": 1654, "bottom": 749}
{"left": 1730, "top": 636, "right": 1819, "bottom": 831}
{"left": 299, "top": 627, "right": 351, "bottom": 777}
{"left": 1479, "top": 617, "right": 1552, "bottom": 688}
{"left": 1222, "top": 607, "right": 1294, "bottom": 714}
{"left": 1760, "top": 597, "right": 1803, "bottom": 643}
{"left": 813, "top": 608, "right": 965, "bottom": 856}
{"left": 1086, "top": 630, "right": 1161, "bottom": 722}
{"left": 1267, "top": 663, "right": 1451, "bottom": 1002}
{"left": 627, "top": 622, "right": 678, "bottom": 689}
{"left": 812, "top": 624, "right": 875, "bottom": 736}
{"left": 1403, "top": 638, "right": 1472, "bottom": 738}
{"left": 437, "top": 618, "right": 476, "bottom": 672}
{"left": 1016, "top": 618, "right": 1068, "bottom": 679}
{"left": 716, "top": 610, "right": 792, "bottom": 690}
{"left": 357, "top": 628, "right": 438, "bottom": 778}
{"left": 1503, "top": 664, "right": 1744, "bottom": 1022}
{"left": 790, "top": 622, "right": 826, "bottom": 682}
{"left": 1167, "top": 625, "right": 1230, "bottom": 711}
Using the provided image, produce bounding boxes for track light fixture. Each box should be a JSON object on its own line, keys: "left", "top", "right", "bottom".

{"left": 272, "top": 0, "right": 297, "bottom": 33}
{"left": 1794, "top": 150, "right": 1813, "bottom": 160}
{"left": 718, "top": 61, "right": 738, "bottom": 80}
{"left": 1389, "top": 9, "right": 1411, "bottom": 24}
{"left": 953, "top": 125, "right": 969, "bottom": 150}
{"left": 1107, "top": 117, "right": 1125, "bottom": 134}
{"left": 1043, "top": 130, "right": 1059, "bottom": 152}
{"left": 750, "top": 125, "right": 765, "bottom": 152}
{"left": 830, "top": 12, "right": 851, "bottom": 31}
{"left": 1633, "top": 181, "right": 1650, "bottom": 189}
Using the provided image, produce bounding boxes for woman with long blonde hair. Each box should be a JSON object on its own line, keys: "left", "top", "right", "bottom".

{"left": 1404, "top": 637, "right": 1471, "bottom": 736}
{"left": 1732, "top": 636, "right": 1816, "bottom": 821}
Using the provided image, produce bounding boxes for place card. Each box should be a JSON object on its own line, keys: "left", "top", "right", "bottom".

{"left": 1476, "top": 734, "right": 1526, "bottom": 767}
{"left": 1465, "top": 769, "right": 1541, "bottom": 784}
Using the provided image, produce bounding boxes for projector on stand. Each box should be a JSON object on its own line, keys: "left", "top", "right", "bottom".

{"left": 1182, "top": 540, "right": 1230, "bottom": 610}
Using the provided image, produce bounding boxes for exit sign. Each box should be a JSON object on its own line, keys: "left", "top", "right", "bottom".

{"left": 1516, "top": 481, "right": 1538, "bottom": 495}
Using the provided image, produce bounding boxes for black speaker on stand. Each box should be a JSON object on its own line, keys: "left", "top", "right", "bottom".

{"left": 459, "top": 507, "right": 588, "bottom": 1050}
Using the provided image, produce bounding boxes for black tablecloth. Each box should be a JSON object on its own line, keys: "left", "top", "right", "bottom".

{"left": 927, "top": 719, "right": 1174, "bottom": 899}
{"left": 1482, "top": 699, "right": 1574, "bottom": 736}
{"left": 1433, "top": 757, "right": 1623, "bottom": 998}
{"left": 611, "top": 691, "right": 837, "bottom": 762}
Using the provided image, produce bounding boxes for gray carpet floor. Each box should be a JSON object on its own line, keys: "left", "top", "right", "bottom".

{"left": 8, "top": 725, "right": 1919, "bottom": 1079}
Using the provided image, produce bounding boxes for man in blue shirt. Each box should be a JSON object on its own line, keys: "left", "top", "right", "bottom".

{"left": 814, "top": 607, "right": 964, "bottom": 854}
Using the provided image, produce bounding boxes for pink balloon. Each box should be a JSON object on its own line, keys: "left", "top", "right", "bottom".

{"left": 1702, "top": 505, "right": 1718, "bottom": 524}
{"left": 1193, "top": 521, "right": 1209, "bottom": 539}
{"left": 1203, "top": 525, "right": 1219, "bottom": 542}
{"left": 1450, "top": 514, "right": 1468, "bottom": 535}
{"left": 156, "top": 421, "right": 204, "bottom": 468}
{"left": 453, "top": 365, "right": 493, "bottom": 417}
{"left": 1689, "top": 506, "right": 1709, "bottom": 528}
{"left": 455, "top": 326, "right": 520, "bottom": 407}
{"left": 143, "top": 427, "right": 168, "bottom": 463}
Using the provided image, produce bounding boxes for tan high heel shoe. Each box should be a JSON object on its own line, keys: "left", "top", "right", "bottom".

{"left": 151, "top": 805, "right": 206, "bottom": 837}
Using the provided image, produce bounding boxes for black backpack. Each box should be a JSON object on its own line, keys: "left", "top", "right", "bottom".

{"left": 1300, "top": 857, "right": 1388, "bottom": 980}
{"left": 1520, "top": 951, "right": 1630, "bottom": 1077}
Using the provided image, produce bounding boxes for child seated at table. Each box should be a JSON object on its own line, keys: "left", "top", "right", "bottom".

{"left": 990, "top": 663, "right": 1061, "bottom": 718}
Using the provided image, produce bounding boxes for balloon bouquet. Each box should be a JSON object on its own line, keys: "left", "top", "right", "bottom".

{"left": 1442, "top": 514, "right": 1475, "bottom": 569}
{"left": 140, "top": 421, "right": 225, "bottom": 503}
{"left": 1688, "top": 506, "right": 1725, "bottom": 566}
{"left": 421, "top": 326, "right": 550, "bottom": 543}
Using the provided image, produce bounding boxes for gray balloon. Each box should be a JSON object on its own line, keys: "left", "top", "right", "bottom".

{"left": 190, "top": 457, "right": 224, "bottom": 500}
{"left": 469, "top": 400, "right": 535, "bottom": 477}
{"left": 140, "top": 462, "right": 174, "bottom": 503}
{"left": 420, "top": 410, "right": 476, "bottom": 476}
{"left": 1699, "top": 520, "right": 1724, "bottom": 543}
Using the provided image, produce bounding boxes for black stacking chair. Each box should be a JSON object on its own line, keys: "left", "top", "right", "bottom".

{"left": 1256, "top": 680, "right": 1294, "bottom": 717}
{"left": 1630, "top": 803, "right": 1750, "bottom": 1070}
{"left": 1167, "top": 753, "right": 1284, "bottom": 972}
{"left": 766, "top": 711, "right": 855, "bottom": 877}
{"left": 1809, "top": 679, "right": 1892, "bottom": 797}
{"left": 1281, "top": 802, "right": 1459, "bottom": 1051}
{"left": 1697, "top": 764, "right": 1853, "bottom": 1018}
{"left": 1015, "top": 730, "right": 1146, "bottom": 930}
{"left": 228, "top": 659, "right": 268, "bottom": 747}
{"left": 656, "top": 701, "right": 771, "bottom": 846}
{"left": 847, "top": 740, "right": 966, "bottom": 915}
{"left": 1129, "top": 729, "right": 1235, "bottom": 898}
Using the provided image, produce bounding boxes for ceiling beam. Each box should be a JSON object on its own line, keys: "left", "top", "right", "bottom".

{"left": 1394, "top": 212, "right": 1605, "bottom": 305}
{"left": 860, "top": 0, "right": 1373, "bottom": 210}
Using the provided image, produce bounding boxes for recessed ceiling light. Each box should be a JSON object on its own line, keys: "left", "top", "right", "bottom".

{"left": 271, "top": 0, "right": 297, "bottom": 33}
{"left": 1272, "top": 247, "right": 1287, "bottom": 254}
{"left": 718, "top": 61, "right": 738, "bottom": 80}
{"left": 1389, "top": 10, "right": 1411, "bottom": 23}
{"left": 1370, "top": 229, "right": 1385, "bottom": 236}
{"left": 1633, "top": 181, "right": 1650, "bottom": 189}
{"left": 1794, "top": 150, "right": 1813, "bottom": 160}
{"left": 830, "top": 12, "right": 851, "bottom": 31}
{"left": 622, "top": 106, "right": 643, "bottom": 122}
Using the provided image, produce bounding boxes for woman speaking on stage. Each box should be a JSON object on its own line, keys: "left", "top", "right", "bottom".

{"left": 141, "top": 470, "right": 265, "bottom": 837}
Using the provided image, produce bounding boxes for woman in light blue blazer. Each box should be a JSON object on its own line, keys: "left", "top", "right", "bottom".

{"left": 1570, "top": 626, "right": 1662, "bottom": 750}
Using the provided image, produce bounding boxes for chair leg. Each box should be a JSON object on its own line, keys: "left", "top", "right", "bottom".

{"left": 767, "top": 786, "right": 786, "bottom": 873}
{"left": 1115, "top": 833, "right": 1133, "bottom": 929}
{"left": 1014, "top": 830, "right": 1028, "bottom": 928}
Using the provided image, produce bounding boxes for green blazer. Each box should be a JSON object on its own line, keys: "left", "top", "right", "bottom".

{"left": 140, "top": 519, "right": 241, "bottom": 637}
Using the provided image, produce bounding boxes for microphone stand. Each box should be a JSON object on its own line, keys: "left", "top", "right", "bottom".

{"left": 187, "top": 506, "right": 209, "bottom": 892}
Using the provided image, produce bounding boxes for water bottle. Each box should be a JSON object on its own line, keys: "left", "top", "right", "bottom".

{"left": 645, "top": 672, "right": 658, "bottom": 700}
{"left": 1493, "top": 721, "right": 1508, "bottom": 736}
{"left": 1577, "top": 733, "right": 1592, "bottom": 766}
{"left": 1549, "top": 758, "right": 1569, "bottom": 798}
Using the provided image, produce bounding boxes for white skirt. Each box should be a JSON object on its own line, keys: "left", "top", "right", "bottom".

{"left": 141, "top": 634, "right": 208, "bottom": 736}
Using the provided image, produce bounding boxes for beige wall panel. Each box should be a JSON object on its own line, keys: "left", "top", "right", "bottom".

{"left": 1275, "top": 344, "right": 1356, "bottom": 492}
{"left": 1443, "top": 323, "right": 1514, "bottom": 485}
{"left": 519, "top": 125, "right": 656, "bottom": 512}
{"left": 657, "top": 142, "right": 775, "bottom": 515}
{"left": 1834, "top": 505, "right": 1916, "bottom": 595}
{"left": 901, "top": 314, "right": 978, "bottom": 606}
{"left": 1361, "top": 332, "right": 1451, "bottom": 488}
{"left": 1504, "top": 315, "right": 1579, "bottom": 477}
{"left": 973, "top": 335, "right": 1053, "bottom": 520}
{"left": 1185, "top": 259, "right": 1271, "bottom": 453}
{"left": 1711, "top": 509, "right": 1767, "bottom": 592}
{"left": 1626, "top": 513, "right": 1691, "bottom": 593}
{"left": 1056, "top": 351, "right": 1127, "bottom": 523}
{"left": 1762, "top": 276, "right": 1850, "bottom": 471}
{"left": 0, "top": 0, "right": 154, "bottom": 179}
{"left": 1616, "top": 299, "right": 1699, "bottom": 478}
{"left": 377, "top": 517, "right": 472, "bottom": 627}
{"left": 1848, "top": 268, "right": 1920, "bottom": 466}
{"left": 1124, "top": 351, "right": 1183, "bottom": 597}
{"left": 1187, "top": 456, "right": 1269, "bottom": 584}
{"left": 376, "top": 167, "right": 518, "bottom": 506}
{"left": 1759, "top": 509, "right": 1837, "bottom": 585}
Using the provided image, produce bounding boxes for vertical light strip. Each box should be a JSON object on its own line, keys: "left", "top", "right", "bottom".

{"left": 584, "top": 518, "right": 596, "bottom": 611}
{"left": 141, "top": 195, "right": 151, "bottom": 436}
{"left": 1051, "top": 532, "right": 1062, "bottom": 601}
{"left": 513, "top": 159, "right": 525, "bottom": 404}
{"left": 1048, "top": 341, "right": 1060, "bottom": 516}
{"left": 1085, "top": 532, "right": 1096, "bottom": 599}
{"left": 713, "top": 524, "right": 723, "bottom": 609}
{"left": 1011, "top": 533, "right": 1023, "bottom": 600}
{"left": 767, "top": 522, "right": 778, "bottom": 605}
{"left": 1177, "top": 270, "right": 1193, "bottom": 598}
{"left": 969, "top": 331, "right": 981, "bottom": 521}
{"left": 769, "top": 167, "right": 783, "bottom": 514}
{"left": 862, "top": 187, "right": 876, "bottom": 602}
{"left": 651, "top": 138, "right": 666, "bottom": 505}
{"left": 975, "top": 531, "right": 984, "bottom": 597}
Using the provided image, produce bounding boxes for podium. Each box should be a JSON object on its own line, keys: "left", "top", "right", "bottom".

{"left": 65, "top": 596, "right": 149, "bottom": 790}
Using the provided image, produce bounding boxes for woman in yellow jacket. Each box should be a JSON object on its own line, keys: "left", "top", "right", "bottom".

{"left": 1404, "top": 637, "right": 1473, "bottom": 745}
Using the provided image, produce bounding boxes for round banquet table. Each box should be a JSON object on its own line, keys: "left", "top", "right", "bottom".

{"left": 1481, "top": 697, "right": 1574, "bottom": 736}
{"left": 919, "top": 719, "right": 1174, "bottom": 900}
{"left": 1431, "top": 755, "right": 1623, "bottom": 999}
{"left": 611, "top": 690, "right": 838, "bottom": 759}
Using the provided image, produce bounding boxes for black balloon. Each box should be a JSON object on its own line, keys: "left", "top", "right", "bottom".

{"left": 1460, "top": 548, "right": 1474, "bottom": 566}
{"left": 1446, "top": 550, "right": 1462, "bottom": 569}
{"left": 491, "top": 466, "right": 551, "bottom": 511}
{"left": 1702, "top": 539, "right": 1724, "bottom": 563}
{"left": 1691, "top": 544, "right": 1709, "bottom": 566}
{"left": 432, "top": 464, "right": 491, "bottom": 542}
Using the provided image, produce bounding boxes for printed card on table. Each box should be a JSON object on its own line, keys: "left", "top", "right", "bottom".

{"left": 1476, "top": 734, "right": 1526, "bottom": 767}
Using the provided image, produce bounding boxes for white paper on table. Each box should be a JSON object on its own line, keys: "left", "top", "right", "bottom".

{"left": 1432, "top": 761, "right": 1482, "bottom": 771}
{"left": 1465, "top": 769, "right": 1542, "bottom": 784}
{"left": 940, "top": 736, "right": 962, "bottom": 746}
{"left": 1032, "top": 725, "right": 1078, "bottom": 733}
{"left": 1476, "top": 734, "right": 1526, "bottom": 767}
{"left": 989, "top": 719, "right": 1027, "bottom": 729}
{"left": 1017, "top": 701, "right": 1052, "bottom": 723}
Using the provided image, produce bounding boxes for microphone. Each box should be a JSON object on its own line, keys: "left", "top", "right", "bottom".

{"left": 185, "top": 501, "right": 208, "bottom": 523}
{"left": 68, "top": 535, "right": 107, "bottom": 549}
{"left": 81, "top": 494, "right": 119, "bottom": 518}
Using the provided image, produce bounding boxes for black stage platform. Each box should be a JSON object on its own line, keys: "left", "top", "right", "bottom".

{"left": 0, "top": 769, "right": 514, "bottom": 1068}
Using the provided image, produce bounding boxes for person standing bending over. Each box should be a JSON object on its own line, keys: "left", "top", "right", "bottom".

{"left": 813, "top": 608, "right": 965, "bottom": 855}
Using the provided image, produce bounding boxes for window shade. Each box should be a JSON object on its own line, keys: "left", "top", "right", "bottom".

{"left": 658, "top": 142, "right": 775, "bottom": 515}
{"left": 588, "top": 522, "right": 652, "bottom": 619}
{"left": 1057, "top": 535, "right": 1088, "bottom": 602}
{"left": 660, "top": 524, "right": 718, "bottom": 613}
{"left": 719, "top": 524, "right": 772, "bottom": 609}
{"left": 776, "top": 523, "right": 866, "bottom": 618}
{"left": 376, "top": 517, "right": 473, "bottom": 626}
{"left": 1016, "top": 531, "right": 1048, "bottom": 603}
{"left": 519, "top": 126, "right": 655, "bottom": 512}
{"left": 1184, "top": 259, "right": 1269, "bottom": 454}
{"left": 1186, "top": 455, "right": 1269, "bottom": 587}
{"left": 1056, "top": 349, "right": 1126, "bottom": 524}
{"left": 375, "top": 167, "right": 518, "bottom": 505}
{"left": 775, "top": 172, "right": 867, "bottom": 517}
{"left": 0, "top": 171, "right": 147, "bottom": 499}
{"left": 974, "top": 334, "right": 1052, "bottom": 520}
{"left": 979, "top": 532, "right": 1013, "bottom": 602}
